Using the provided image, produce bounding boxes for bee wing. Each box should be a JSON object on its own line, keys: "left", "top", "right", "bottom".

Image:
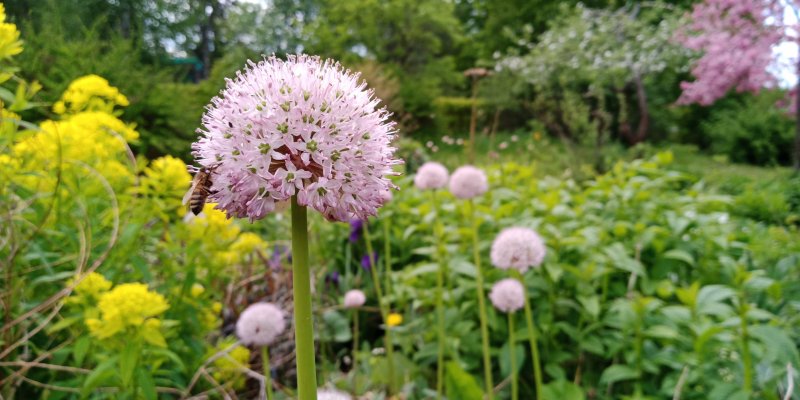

{"left": 182, "top": 174, "right": 201, "bottom": 206}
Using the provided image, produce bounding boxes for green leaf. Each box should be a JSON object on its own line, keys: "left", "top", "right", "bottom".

{"left": 445, "top": 361, "right": 483, "bottom": 400}
{"left": 542, "top": 380, "right": 585, "bottom": 400}
{"left": 136, "top": 367, "right": 157, "bottom": 400}
{"left": 644, "top": 325, "right": 678, "bottom": 340}
{"left": 662, "top": 249, "right": 695, "bottom": 266}
{"left": 577, "top": 295, "right": 600, "bottom": 319}
{"left": 499, "top": 341, "right": 526, "bottom": 378}
{"left": 320, "top": 310, "right": 352, "bottom": 343}
{"left": 749, "top": 325, "right": 800, "bottom": 365}
{"left": 46, "top": 316, "right": 81, "bottom": 334}
{"left": 604, "top": 244, "right": 645, "bottom": 276}
{"left": 141, "top": 327, "right": 167, "bottom": 348}
{"left": 599, "top": 364, "right": 640, "bottom": 385}
{"left": 119, "top": 345, "right": 139, "bottom": 388}
{"left": 73, "top": 336, "right": 90, "bottom": 366}
{"left": 81, "top": 357, "right": 117, "bottom": 399}
{"left": 696, "top": 285, "right": 735, "bottom": 316}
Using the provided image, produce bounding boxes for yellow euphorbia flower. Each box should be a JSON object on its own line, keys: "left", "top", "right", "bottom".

{"left": 0, "top": 5, "right": 22, "bottom": 59}
{"left": 186, "top": 203, "right": 241, "bottom": 243}
{"left": 209, "top": 338, "right": 250, "bottom": 389}
{"left": 53, "top": 75, "right": 129, "bottom": 115}
{"left": 231, "top": 232, "right": 266, "bottom": 254}
{"left": 73, "top": 272, "right": 112, "bottom": 298}
{"left": 86, "top": 283, "right": 169, "bottom": 342}
{"left": 138, "top": 155, "right": 192, "bottom": 218}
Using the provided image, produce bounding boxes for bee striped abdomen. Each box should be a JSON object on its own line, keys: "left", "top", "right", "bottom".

{"left": 189, "top": 190, "right": 209, "bottom": 215}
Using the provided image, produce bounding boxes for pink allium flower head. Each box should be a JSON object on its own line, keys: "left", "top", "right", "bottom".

{"left": 489, "top": 278, "right": 525, "bottom": 313}
{"left": 235, "top": 302, "right": 286, "bottom": 346}
{"left": 449, "top": 165, "right": 488, "bottom": 199}
{"left": 192, "top": 54, "right": 402, "bottom": 222}
{"left": 490, "top": 227, "right": 546, "bottom": 273}
{"left": 343, "top": 289, "right": 366, "bottom": 308}
{"left": 414, "top": 161, "right": 449, "bottom": 190}
{"left": 317, "top": 388, "right": 352, "bottom": 400}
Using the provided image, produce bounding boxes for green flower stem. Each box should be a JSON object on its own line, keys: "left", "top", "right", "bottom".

{"left": 352, "top": 309, "right": 359, "bottom": 395}
{"left": 262, "top": 345, "right": 274, "bottom": 400}
{"left": 383, "top": 219, "right": 393, "bottom": 305}
{"left": 739, "top": 296, "right": 753, "bottom": 393}
{"left": 363, "top": 222, "right": 395, "bottom": 395}
{"left": 512, "top": 270, "right": 543, "bottom": 400}
{"left": 383, "top": 218, "right": 397, "bottom": 394}
{"left": 468, "top": 199, "right": 494, "bottom": 400}
{"left": 508, "top": 313, "right": 518, "bottom": 400}
{"left": 429, "top": 190, "right": 447, "bottom": 398}
{"left": 291, "top": 195, "right": 318, "bottom": 400}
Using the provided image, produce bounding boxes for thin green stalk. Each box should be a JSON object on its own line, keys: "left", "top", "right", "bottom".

{"left": 352, "top": 309, "right": 359, "bottom": 396}
{"left": 468, "top": 200, "right": 494, "bottom": 400}
{"left": 383, "top": 218, "right": 392, "bottom": 297}
{"left": 383, "top": 219, "right": 397, "bottom": 395}
{"left": 739, "top": 299, "right": 753, "bottom": 393}
{"left": 262, "top": 346, "right": 274, "bottom": 400}
{"left": 512, "top": 270, "right": 543, "bottom": 400}
{"left": 430, "top": 190, "right": 447, "bottom": 398}
{"left": 363, "top": 223, "right": 395, "bottom": 395}
{"left": 291, "top": 195, "right": 317, "bottom": 400}
{"left": 508, "top": 313, "right": 518, "bottom": 400}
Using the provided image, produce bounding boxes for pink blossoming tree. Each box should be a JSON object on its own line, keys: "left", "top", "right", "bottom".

{"left": 676, "top": 0, "right": 800, "bottom": 168}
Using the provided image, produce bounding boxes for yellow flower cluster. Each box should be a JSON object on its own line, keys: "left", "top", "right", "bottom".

{"left": 73, "top": 272, "right": 113, "bottom": 299}
{"left": 52, "top": 74, "right": 129, "bottom": 115}
{"left": 86, "top": 283, "right": 169, "bottom": 346}
{"left": 0, "top": 4, "right": 22, "bottom": 60}
{"left": 137, "top": 155, "right": 192, "bottom": 219}
{"left": 13, "top": 110, "right": 139, "bottom": 192}
{"left": 209, "top": 338, "right": 250, "bottom": 389}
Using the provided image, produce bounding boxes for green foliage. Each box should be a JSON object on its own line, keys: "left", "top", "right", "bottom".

{"left": 701, "top": 91, "right": 795, "bottom": 166}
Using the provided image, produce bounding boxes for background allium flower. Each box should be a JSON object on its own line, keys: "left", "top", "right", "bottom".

{"left": 317, "top": 388, "right": 352, "bottom": 400}
{"left": 489, "top": 278, "right": 525, "bottom": 313}
{"left": 235, "top": 302, "right": 286, "bottom": 346}
{"left": 414, "top": 161, "right": 449, "bottom": 190}
{"left": 343, "top": 289, "right": 366, "bottom": 308}
{"left": 490, "top": 227, "right": 546, "bottom": 273}
{"left": 449, "top": 165, "right": 488, "bottom": 199}
{"left": 192, "top": 54, "right": 401, "bottom": 222}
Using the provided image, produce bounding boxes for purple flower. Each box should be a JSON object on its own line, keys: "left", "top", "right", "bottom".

{"left": 191, "top": 54, "right": 402, "bottom": 222}
{"left": 349, "top": 219, "right": 364, "bottom": 243}
{"left": 360, "top": 252, "right": 378, "bottom": 271}
{"left": 269, "top": 245, "right": 284, "bottom": 271}
{"left": 325, "top": 271, "right": 340, "bottom": 286}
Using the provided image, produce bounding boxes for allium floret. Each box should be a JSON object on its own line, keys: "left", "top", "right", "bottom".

{"left": 192, "top": 54, "right": 401, "bottom": 222}
{"left": 414, "top": 161, "right": 449, "bottom": 190}
{"left": 449, "top": 165, "right": 488, "bottom": 199}
{"left": 235, "top": 302, "right": 286, "bottom": 346}
{"left": 343, "top": 289, "right": 366, "bottom": 309}
{"left": 489, "top": 278, "right": 525, "bottom": 313}
{"left": 490, "top": 227, "right": 546, "bottom": 273}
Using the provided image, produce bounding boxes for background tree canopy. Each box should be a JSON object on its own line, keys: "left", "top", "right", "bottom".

{"left": 4, "top": 0, "right": 798, "bottom": 168}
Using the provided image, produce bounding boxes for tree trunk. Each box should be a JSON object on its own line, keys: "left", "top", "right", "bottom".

{"left": 633, "top": 70, "right": 649, "bottom": 144}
